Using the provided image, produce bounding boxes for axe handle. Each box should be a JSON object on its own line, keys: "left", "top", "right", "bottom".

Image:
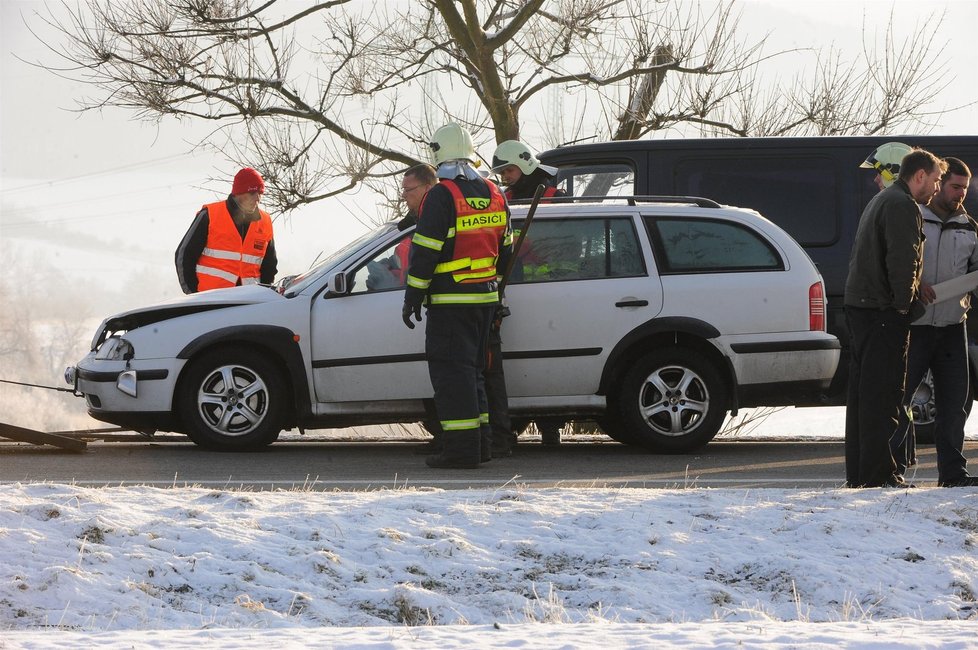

{"left": 497, "top": 183, "right": 547, "bottom": 296}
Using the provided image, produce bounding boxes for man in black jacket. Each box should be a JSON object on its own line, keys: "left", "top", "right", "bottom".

{"left": 844, "top": 149, "right": 945, "bottom": 488}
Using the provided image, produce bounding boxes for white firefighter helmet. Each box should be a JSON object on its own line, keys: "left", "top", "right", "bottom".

{"left": 860, "top": 142, "right": 912, "bottom": 187}
{"left": 491, "top": 140, "right": 559, "bottom": 177}
{"left": 428, "top": 123, "right": 476, "bottom": 165}
{"left": 492, "top": 140, "right": 539, "bottom": 174}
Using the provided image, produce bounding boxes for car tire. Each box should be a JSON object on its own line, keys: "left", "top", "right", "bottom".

{"left": 179, "top": 348, "right": 288, "bottom": 451}
{"left": 617, "top": 347, "right": 727, "bottom": 453}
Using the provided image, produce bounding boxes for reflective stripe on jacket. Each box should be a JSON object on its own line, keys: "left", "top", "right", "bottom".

{"left": 196, "top": 202, "right": 273, "bottom": 291}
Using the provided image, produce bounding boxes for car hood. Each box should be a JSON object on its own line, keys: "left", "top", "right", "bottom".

{"left": 98, "top": 285, "right": 285, "bottom": 338}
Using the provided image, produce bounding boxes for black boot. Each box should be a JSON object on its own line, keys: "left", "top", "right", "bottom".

{"left": 481, "top": 424, "right": 493, "bottom": 463}
{"left": 939, "top": 475, "right": 978, "bottom": 487}
{"left": 425, "top": 430, "right": 481, "bottom": 469}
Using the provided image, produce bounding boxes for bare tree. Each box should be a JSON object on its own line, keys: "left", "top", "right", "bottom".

{"left": 27, "top": 0, "right": 949, "bottom": 213}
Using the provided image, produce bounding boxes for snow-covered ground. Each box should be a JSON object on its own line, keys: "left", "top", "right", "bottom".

{"left": 2, "top": 453, "right": 977, "bottom": 648}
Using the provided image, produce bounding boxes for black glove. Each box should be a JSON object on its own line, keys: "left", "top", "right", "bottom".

{"left": 402, "top": 301, "right": 423, "bottom": 329}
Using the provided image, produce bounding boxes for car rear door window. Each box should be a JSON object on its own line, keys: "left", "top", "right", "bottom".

{"left": 646, "top": 217, "right": 784, "bottom": 273}
{"left": 510, "top": 217, "right": 645, "bottom": 283}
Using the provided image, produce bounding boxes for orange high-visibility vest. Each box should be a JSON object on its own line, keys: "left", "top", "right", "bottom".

{"left": 435, "top": 180, "right": 507, "bottom": 283}
{"left": 196, "top": 202, "right": 273, "bottom": 291}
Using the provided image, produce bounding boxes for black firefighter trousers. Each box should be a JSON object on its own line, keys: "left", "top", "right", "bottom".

{"left": 425, "top": 304, "right": 496, "bottom": 464}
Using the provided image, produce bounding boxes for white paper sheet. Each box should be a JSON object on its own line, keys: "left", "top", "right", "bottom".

{"left": 931, "top": 270, "right": 978, "bottom": 304}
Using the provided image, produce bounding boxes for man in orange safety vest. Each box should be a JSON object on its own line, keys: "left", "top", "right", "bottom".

{"left": 175, "top": 167, "right": 277, "bottom": 293}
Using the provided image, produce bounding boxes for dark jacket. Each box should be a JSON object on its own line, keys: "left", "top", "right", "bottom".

{"left": 505, "top": 168, "right": 565, "bottom": 200}
{"left": 175, "top": 195, "right": 278, "bottom": 294}
{"left": 844, "top": 179, "right": 923, "bottom": 312}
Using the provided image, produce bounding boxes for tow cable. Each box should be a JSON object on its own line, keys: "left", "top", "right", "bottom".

{"left": 0, "top": 378, "right": 87, "bottom": 451}
{"left": 0, "top": 378, "right": 75, "bottom": 393}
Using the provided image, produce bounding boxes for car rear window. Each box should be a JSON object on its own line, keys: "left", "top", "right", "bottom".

{"left": 645, "top": 217, "right": 785, "bottom": 274}
{"left": 509, "top": 217, "right": 645, "bottom": 283}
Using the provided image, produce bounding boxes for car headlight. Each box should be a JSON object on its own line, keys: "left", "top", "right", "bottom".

{"left": 95, "top": 336, "right": 134, "bottom": 361}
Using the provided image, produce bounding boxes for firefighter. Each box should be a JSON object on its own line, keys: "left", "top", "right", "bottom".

{"left": 860, "top": 142, "right": 913, "bottom": 192}
{"left": 175, "top": 167, "right": 277, "bottom": 293}
{"left": 491, "top": 140, "right": 566, "bottom": 201}
{"left": 402, "top": 123, "right": 514, "bottom": 469}
{"left": 491, "top": 140, "right": 568, "bottom": 445}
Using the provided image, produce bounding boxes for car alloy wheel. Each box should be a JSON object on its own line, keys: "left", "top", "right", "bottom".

{"left": 197, "top": 364, "right": 270, "bottom": 436}
{"left": 618, "top": 347, "right": 727, "bottom": 452}
{"left": 180, "top": 348, "right": 288, "bottom": 451}
{"left": 639, "top": 364, "right": 710, "bottom": 437}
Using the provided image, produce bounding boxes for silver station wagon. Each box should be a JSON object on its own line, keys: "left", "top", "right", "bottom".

{"left": 66, "top": 196, "right": 840, "bottom": 452}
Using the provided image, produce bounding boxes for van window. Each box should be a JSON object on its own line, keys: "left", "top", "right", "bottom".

{"left": 556, "top": 164, "right": 634, "bottom": 197}
{"left": 674, "top": 157, "right": 838, "bottom": 247}
{"left": 646, "top": 217, "right": 784, "bottom": 273}
{"left": 510, "top": 217, "right": 645, "bottom": 283}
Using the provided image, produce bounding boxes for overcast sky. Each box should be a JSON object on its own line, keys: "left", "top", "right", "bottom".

{"left": 1, "top": 0, "right": 977, "bottom": 314}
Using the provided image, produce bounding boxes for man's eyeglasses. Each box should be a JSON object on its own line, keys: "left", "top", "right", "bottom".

{"left": 400, "top": 184, "right": 424, "bottom": 196}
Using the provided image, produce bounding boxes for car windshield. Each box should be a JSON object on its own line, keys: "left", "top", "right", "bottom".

{"left": 284, "top": 222, "right": 400, "bottom": 297}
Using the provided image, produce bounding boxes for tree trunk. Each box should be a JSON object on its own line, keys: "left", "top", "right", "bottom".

{"left": 613, "top": 45, "right": 673, "bottom": 141}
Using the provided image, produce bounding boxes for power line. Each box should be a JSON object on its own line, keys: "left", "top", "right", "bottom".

{"left": 0, "top": 179, "right": 210, "bottom": 217}
{"left": 1, "top": 200, "right": 197, "bottom": 229}
{"left": 0, "top": 152, "right": 207, "bottom": 195}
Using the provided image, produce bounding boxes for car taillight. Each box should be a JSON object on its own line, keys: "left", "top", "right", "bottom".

{"left": 809, "top": 282, "right": 825, "bottom": 331}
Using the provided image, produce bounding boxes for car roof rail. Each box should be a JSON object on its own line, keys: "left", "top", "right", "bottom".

{"left": 506, "top": 194, "right": 722, "bottom": 208}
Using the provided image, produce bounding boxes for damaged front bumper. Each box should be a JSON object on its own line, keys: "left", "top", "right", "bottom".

{"left": 65, "top": 354, "right": 186, "bottom": 430}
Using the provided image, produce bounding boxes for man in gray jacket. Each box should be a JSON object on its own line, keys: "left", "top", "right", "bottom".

{"left": 844, "top": 148, "right": 945, "bottom": 488}
{"left": 892, "top": 158, "right": 978, "bottom": 487}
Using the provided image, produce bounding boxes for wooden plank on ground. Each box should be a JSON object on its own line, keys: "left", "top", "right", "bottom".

{"left": 0, "top": 421, "right": 88, "bottom": 452}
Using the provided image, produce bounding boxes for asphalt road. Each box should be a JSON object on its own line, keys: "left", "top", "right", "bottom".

{"left": 2, "top": 436, "right": 972, "bottom": 489}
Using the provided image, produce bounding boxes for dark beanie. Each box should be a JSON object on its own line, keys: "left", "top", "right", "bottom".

{"left": 232, "top": 168, "right": 265, "bottom": 195}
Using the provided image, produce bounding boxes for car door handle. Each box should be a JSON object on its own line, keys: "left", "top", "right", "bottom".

{"left": 615, "top": 299, "right": 649, "bottom": 308}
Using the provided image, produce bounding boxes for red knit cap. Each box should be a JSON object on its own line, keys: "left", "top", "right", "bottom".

{"left": 232, "top": 167, "right": 265, "bottom": 195}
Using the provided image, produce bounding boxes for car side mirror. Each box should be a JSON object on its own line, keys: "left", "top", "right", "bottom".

{"left": 327, "top": 272, "right": 348, "bottom": 295}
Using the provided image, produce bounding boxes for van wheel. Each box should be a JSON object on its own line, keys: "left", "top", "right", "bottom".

{"left": 910, "top": 369, "right": 974, "bottom": 445}
{"left": 618, "top": 348, "right": 727, "bottom": 452}
{"left": 179, "top": 349, "right": 287, "bottom": 451}
{"left": 909, "top": 370, "right": 936, "bottom": 445}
